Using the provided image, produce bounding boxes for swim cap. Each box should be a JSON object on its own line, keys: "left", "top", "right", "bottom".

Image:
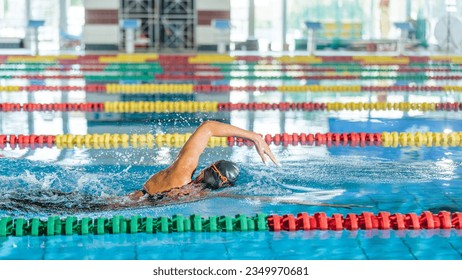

{"left": 203, "top": 160, "right": 240, "bottom": 189}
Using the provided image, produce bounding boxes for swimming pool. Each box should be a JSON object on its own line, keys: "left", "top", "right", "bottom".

{"left": 0, "top": 54, "right": 461, "bottom": 260}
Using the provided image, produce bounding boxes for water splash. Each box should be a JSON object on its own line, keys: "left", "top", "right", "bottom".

{"left": 0, "top": 154, "right": 459, "bottom": 216}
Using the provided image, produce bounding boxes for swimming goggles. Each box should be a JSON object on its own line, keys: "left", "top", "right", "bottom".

{"left": 211, "top": 163, "right": 229, "bottom": 187}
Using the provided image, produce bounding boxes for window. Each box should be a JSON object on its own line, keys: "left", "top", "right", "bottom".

{"left": 0, "top": 0, "right": 27, "bottom": 38}
{"left": 230, "top": 0, "right": 249, "bottom": 42}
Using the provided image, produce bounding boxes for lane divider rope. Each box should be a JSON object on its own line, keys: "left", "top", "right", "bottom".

{"left": 2, "top": 101, "right": 462, "bottom": 113}
{"left": 2, "top": 84, "right": 462, "bottom": 93}
{"left": 4, "top": 74, "right": 462, "bottom": 81}
{"left": 3, "top": 54, "right": 462, "bottom": 64}
{"left": 1, "top": 131, "right": 461, "bottom": 149}
{"left": 3, "top": 65, "right": 462, "bottom": 73}
{"left": 0, "top": 211, "right": 460, "bottom": 237}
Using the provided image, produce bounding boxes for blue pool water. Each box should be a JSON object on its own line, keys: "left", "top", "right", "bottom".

{"left": 1, "top": 72, "right": 462, "bottom": 259}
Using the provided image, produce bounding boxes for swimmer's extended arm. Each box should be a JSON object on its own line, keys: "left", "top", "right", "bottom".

{"left": 133, "top": 121, "right": 279, "bottom": 199}
{"left": 171, "top": 120, "right": 279, "bottom": 178}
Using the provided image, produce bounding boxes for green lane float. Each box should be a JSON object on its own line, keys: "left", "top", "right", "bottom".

{"left": 0, "top": 211, "right": 460, "bottom": 237}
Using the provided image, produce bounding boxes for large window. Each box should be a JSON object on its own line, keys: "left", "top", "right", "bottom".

{"left": 254, "top": 0, "right": 283, "bottom": 50}
{"left": 0, "top": 0, "right": 27, "bottom": 38}
{"left": 67, "top": 0, "right": 84, "bottom": 37}
{"left": 231, "top": 0, "right": 462, "bottom": 51}
{"left": 0, "top": 0, "right": 84, "bottom": 51}
{"left": 31, "top": 0, "right": 60, "bottom": 50}
{"left": 286, "top": 0, "right": 365, "bottom": 48}
{"left": 230, "top": 0, "right": 249, "bottom": 42}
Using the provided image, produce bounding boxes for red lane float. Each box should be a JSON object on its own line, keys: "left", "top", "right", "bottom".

{"left": 195, "top": 85, "right": 450, "bottom": 92}
{"left": 15, "top": 85, "right": 107, "bottom": 92}
{"left": 155, "top": 74, "right": 225, "bottom": 80}
{"left": 229, "top": 132, "right": 383, "bottom": 147}
{"left": 0, "top": 134, "right": 55, "bottom": 149}
{"left": 0, "top": 103, "right": 105, "bottom": 112}
{"left": 267, "top": 211, "right": 462, "bottom": 231}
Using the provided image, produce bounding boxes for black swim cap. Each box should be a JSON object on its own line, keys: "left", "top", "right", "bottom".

{"left": 203, "top": 160, "right": 240, "bottom": 190}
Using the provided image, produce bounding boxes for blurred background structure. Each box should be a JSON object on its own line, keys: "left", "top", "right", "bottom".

{"left": 0, "top": 0, "right": 461, "bottom": 54}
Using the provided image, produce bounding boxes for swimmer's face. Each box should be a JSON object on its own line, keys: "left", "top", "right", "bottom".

{"left": 193, "top": 161, "right": 239, "bottom": 189}
{"left": 193, "top": 165, "right": 226, "bottom": 189}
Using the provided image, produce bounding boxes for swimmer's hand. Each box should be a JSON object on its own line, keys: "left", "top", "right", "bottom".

{"left": 252, "top": 133, "right": 280, "bottom": 166}
{"left": 176, "top": 120, "right": 280, "bottom": 167}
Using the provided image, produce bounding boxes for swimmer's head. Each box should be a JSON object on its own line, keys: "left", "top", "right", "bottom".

{"left": 198, "top": 160, "right": 240, "bottom": 190}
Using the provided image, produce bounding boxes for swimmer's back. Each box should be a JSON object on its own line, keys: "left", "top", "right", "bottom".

{"left": 143, "top": 183, "right": 210, "bottom": 205}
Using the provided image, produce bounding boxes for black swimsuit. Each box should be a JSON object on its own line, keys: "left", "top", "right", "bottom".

{"left": 141, "top": 189, "right": 167, "bottom": 202}
{"left": 141, "top": 183, "right": 209, "bottom": 204}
